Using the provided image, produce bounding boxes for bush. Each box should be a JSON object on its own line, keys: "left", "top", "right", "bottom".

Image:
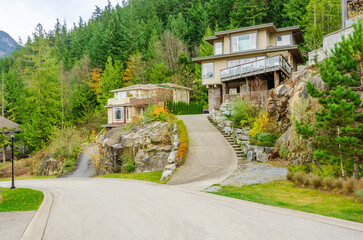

{"left": 356, "top": 189, "right": 363, "bottom": 201}
{"left": 287, "top": 171, "right": 293, "bottom": 181}
{"left": 294, "top": 172, "right": 305, "bottom": 185}
{"left": 333, "top": 177, "right": 344, "bottom": 190}
{"left": 322, "top": 176, "right": 334, "bottom": 189}
{"left": 343, "top": 178, "right": 357, "bottom": 194}
{"left": 230, "top": 100, "right": 257, "bottom": 128}
{"left": 143, "top": 104, "right": 176, "bottom": 123}
{"left": 175, "top": 120, "right": 189, "bottom": 164}
{"left": 250, "top": 132, "right": 279, "bottom": 147}
{"left": 357, "top": 178, "right": 363, "bottom": 190}
{"left": 123, "top": 160, "right": 136, "bottom": 172}
{"left": 288, "top": 165, "right": 311, "bottom": 174}
{"left": 311, "top": 164, "right": 341, "bottom": 178}
{"left": 309, "top": 175, "right": 322, "bottom": 189}
{"left": 249, "top": 111, "right": 270, "bottom": 138}
{"left": 165, "top": 101, "right": 203, "bottom": 115}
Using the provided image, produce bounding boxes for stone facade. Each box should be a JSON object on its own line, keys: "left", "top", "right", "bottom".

{"left": 208, "top": 86, "right": 222, "bottom": 111}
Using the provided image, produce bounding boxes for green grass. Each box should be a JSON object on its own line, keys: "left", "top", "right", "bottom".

{"left": 213, "top": 180, "right": 363, "bottom": 223}
{"left": 0, "top": 188, "right": 44, "bottom": 212}
{"left": 98, "top": 171, "right": 164, "bottom": 183}
{"left": 0, "top": 175, "right": 58, "bottom": 182}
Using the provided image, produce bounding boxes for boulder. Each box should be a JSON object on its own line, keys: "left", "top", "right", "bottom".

{"left": 247, "top": 150, "right": 256, "bottom": 162}
{"left": 164, "top": 163, "right": 176, "bottom": 171}
{"left": 160, "top": 170, "right": 173, "bottom": 182}
{"left": 168, "top": 151, "right": 178, "bottom": 164}
{"left": 256, "top": 152, "right": 270, "bottom": 162}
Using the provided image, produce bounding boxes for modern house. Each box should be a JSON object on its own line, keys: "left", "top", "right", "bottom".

{"left": 309, "top": 0, "right": 361, "bottom": 65}
{"left": 103, "top": 83, "right": 191, "bottom": 129}
{"left": 192, "top": 23, "right": 304, "bottom": 110}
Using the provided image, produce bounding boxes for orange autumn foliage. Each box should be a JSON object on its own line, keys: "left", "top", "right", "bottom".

{"left": 88, "top": 68, "right": 102, "bottom": 95}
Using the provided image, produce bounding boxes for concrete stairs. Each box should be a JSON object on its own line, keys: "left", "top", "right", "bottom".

{"left": 207, "top": 116, "right": 245, "bottom": 162}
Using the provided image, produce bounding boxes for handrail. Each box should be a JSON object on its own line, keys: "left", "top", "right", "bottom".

{"left": 220, "top": 55, "right": 292, "bottom": 79}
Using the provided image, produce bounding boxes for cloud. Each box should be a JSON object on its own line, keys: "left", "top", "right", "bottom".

{"left": 0, "top": 0, "right": 118, "bottom": 42}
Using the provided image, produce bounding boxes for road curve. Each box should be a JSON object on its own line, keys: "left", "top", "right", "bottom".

{"left": 167, "top": 114, "right": 237, "bottom": 190}
{"left": 2, "top": 178, "right": 362, "bottom": 240}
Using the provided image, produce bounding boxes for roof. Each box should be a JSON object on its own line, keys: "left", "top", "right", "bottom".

{"left": 192, "top": 45, "right": 304, "bottom": 64}
{"left": 111, "top": 83, "right": 192, "bottom": 93}
{"left": 0, "top": 116, "right": 21, "bottom": 133}
{"left": 205, "top": 23, "right": 304, "bottom": 44}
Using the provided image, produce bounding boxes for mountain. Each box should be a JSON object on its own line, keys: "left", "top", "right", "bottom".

{"left": 0, "top": 30, "right": 19, "bottom": 57}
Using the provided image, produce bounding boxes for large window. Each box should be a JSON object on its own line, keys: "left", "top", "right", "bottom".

{"left": 113, "top": 107, "right": 124, "bottom": 122}
{"left": 231, "top": 33, "right": 257, "bottom": 52}
{"left": 276, "top": 34, "right": 291, "bottom": 46}
{"left": 214, "top": 42, "right": 223, "bottom": 55}
{"left": 117, "top": 91, "right": 135, "bottom": 100}
{"left": 202, "top": 62, "right": 214, "bottom": 79}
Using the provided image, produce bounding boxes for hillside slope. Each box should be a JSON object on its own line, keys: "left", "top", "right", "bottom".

{"left": 0, "top": 30, "right": 18, "bottom": 57}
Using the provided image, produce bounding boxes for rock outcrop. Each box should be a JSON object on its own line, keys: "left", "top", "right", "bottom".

{"left": 100, "top": 121, "right": 173, "bottom": 173}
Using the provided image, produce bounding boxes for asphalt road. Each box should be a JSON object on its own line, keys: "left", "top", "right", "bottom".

{"left": 168, "top": 114, "right": 237, "bottom": 190}
{"left": 3, "top": 178, "right": 362, "bottom": 240}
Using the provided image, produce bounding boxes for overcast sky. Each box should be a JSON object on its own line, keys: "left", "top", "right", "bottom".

{"left": 0, "top": 0, "right": 119, "bottom": 43}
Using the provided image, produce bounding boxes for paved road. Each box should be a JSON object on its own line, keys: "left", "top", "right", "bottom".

{"left": 168, "top": 114, "right": 237, "bottom": 190}
{"left": 2, "top": 178, "right": 362, "bottom": 240}
{"left": 67, "top": 144, "right": 96, "bottom": 178}
{"left": 0, "top": 211, "right": 35, "bottom": 240}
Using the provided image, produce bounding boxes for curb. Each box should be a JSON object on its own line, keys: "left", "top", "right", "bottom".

{"left": 21, "top": 189, "right": 53, "bottom": 240}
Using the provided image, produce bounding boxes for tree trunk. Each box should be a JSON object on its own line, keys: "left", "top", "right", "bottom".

{"left": 353, "top": 156, "right": 360, "bottom": 179}
{"left": 2, "top": 146, "right": 5, "bottom": 163}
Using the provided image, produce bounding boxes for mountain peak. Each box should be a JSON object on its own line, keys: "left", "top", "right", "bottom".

{"left": 0, "top": 30, "right": 19, "bottom": 57}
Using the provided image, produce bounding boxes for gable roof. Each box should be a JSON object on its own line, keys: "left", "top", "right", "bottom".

{"left": 0, "top": 116, "right": 21, "bottom": 133}
{"left": 205, "top": 23, "right": 304, "bottom": 44}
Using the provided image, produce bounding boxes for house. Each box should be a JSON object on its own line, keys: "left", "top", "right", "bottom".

{"left": 192, "top": 23, "right": 304, "bottom": 111}
{"left": 309, "top": 0, "right": 361, "bottom": 65}
{"left": 0, "top": 116, "right": 21, "bottom": 162}
{"left": 103, "top": 83, "right": 191, "bottom": 129}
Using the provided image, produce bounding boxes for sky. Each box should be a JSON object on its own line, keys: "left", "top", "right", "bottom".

{"left": 0, "top": 0, "right": 119, "bottom": 43}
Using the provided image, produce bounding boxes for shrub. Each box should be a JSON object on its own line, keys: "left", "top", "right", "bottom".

{"left": 357, "top": 178, "right": 363, "bottom": 190}
{"left": 143, "top": 104, "right": 176, "bottom": 123}
{"left": 294, "top": 172, "right": 305, "bottom": 185}
{"left": 165, "top": 101, "right": 203, "bottom": 115}
{"left": 333, "top": 177, "right": 344, "bottom": 190}
{"left": 356, "top": 189, "right": 363, "bottom": 201}
{"left": 123, "top": 160, "right": 136, "bottom": 172}
{"left": 288, "top": 165, "right": 311, "bottom": 174}
{"left": 250, "top": 132, "right": 279, "bottom": 147}
{"left": 287, "top": 171, "right": 293, "bottom": 181}
{"left": 322, "top": 176, "right": 334, "bottom": 189}
{"left": 230, "top": 100, "right": 257, "bottom": 128}
{"left": 343, "top": 178, "right": 357, "bottom": 194}
{"left": 175, "top": 120, "right": 189, "bottom": 164}
{"left": 249, "top": 111, "right": 270, "bottom": 138}
{"left": 359, "top": 164, "right": 363, "bottom": 178}
{"left": 309, "top": 175, "right": 322, "bottom": 189}
{"left": 311, "top": 164, "right": 341, "bottom": 178}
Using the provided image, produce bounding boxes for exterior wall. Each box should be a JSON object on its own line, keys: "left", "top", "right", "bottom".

{"left": 173, "top": 89, "right": 190, "bottom": 103}
{"left": 257, "top": 29, "right": 268, "bottom": 49}
{"left": 108, "top": 108, "right": 112, "bottom": 124}
{"left": 223, "top": 36, "right": 230, "bottom": 54}
{"left": 208, "top": 86, "right": 222, "bottom": 111}
{"left": 202, "top": 59, "right": 226, "bottom": 86}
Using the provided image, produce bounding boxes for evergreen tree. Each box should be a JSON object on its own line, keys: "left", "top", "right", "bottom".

{"left": 97, "top": 56, "right": 125, "bottom": 106}
{"left": 205, "top": 0, "right": 234, "bottom": 30}
{"left": 296, "top": 22, "right": 363, "bottom": 178}
{"left": 282, "top": 0, "right": 310, "bottom": 27}
{"left": 230, "top": 0, "right": 268, "bottom": 27}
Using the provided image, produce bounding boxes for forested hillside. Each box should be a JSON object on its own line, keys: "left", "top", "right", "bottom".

{"left": 0, "top": 0, "right": 343, "bottom": 151}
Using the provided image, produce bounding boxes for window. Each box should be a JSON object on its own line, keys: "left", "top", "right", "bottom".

{"left": 231, "top": 33, "right": 257, "bottom": 52}
{"left": 202, "top": 62, "right": 214, "bottom": 79}
{"left": 117, "top": 91, "right": 135, "bottom": 99}
{"left": 113, "top": 107, "right": 124, "bottom": 122}
{"left": 214, "top": 42, "right": 223, "bottom": 55}
{"left": 241, "top": 84, "right": 247, "bottom": 93}
{"left": 276, "top": 34, "right": 291, "bottom": 46}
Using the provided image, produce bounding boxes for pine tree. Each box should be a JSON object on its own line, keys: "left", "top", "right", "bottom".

{"left": 230, "top": 0, "right": 268, "bottom": 27}
{"left": 296, "top": 22, "right": 363, "bottom": 178}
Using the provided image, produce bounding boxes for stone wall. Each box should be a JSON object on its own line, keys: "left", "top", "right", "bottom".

{"left": 209, "top": 105, "right": 275, "bottom": 163}
{"left": 208, "top": 86, "right": 222, "bottom": 111}
{"left": 100, "top": 122, "right": 173, "bottom": 174}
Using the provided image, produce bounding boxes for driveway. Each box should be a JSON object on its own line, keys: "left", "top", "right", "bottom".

{"left": 2, "top": 178, "right": 362, "bottom": 240}
{"left": 168, "top": 114, "right": 237, "bottom": 190}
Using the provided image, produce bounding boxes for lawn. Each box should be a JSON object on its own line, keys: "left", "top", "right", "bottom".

{"left": 0, "top": 188, "right": 44, "bottom": 212}
{"left": 0, "top": 175, "right": 58, "bottom": 182}
{"left": 98, "top": 171, "right": 164, "bottom": 183}
{"left": 213, "top": 180, "right": 363, "bottom": 223}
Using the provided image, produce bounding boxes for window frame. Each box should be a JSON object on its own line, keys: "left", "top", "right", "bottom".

{"left": 214, "top": 41, "right": 223, "bottom": 55}
{"left": 113, "top": 107, "right": 124, "bottom": 122}
{"left": 202, "top": 62, "right": 214, "bottom": 79}
{"left": 231, "top": 32, "right": 257, "bottom": 53}
{"left": 276, "top": 34, "right": 291, "bottom": 47}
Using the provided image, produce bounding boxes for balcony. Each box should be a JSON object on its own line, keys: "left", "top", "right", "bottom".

{"left": 220, "top": 55, "right": 292, "bottom": 82}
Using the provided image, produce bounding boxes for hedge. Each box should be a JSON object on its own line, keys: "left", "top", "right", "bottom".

{"left": 165, "top": 101, "right": 203, "bottom": 115}
{"left": 175, "top": 120, "right": 189, "bottom": 164}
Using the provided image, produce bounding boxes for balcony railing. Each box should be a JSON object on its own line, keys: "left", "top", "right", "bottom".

{"left": 224, "top": 91, "right": 269, "bottom": 103}
{"left": 220, "top": 55, "right": 292, "bottom": 81}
